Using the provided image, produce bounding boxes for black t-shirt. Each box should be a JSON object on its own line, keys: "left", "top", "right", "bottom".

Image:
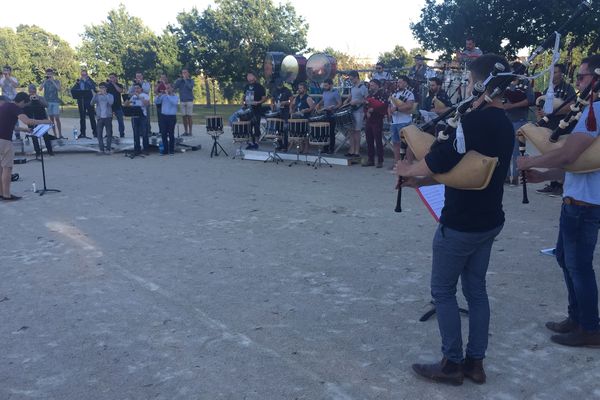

{"left": 542, "top": 80, "right": 576, "bottom": 130}
{"left": 272, "top": 86, "right": 292, "bottom": 119}
{"left": 424, "top": 89, "right": 453, "bottom": 112}
{"left": 424, "top": 106, "right": 514, "bottom": 232}
{"left": 24, "top": 100, "right": 48, "bottom": 124}
{"left": 243, "top": 83, "right": 266, "bottom": 111}
{"left": 106, "top": 81, "right": 124, "bottom": 110}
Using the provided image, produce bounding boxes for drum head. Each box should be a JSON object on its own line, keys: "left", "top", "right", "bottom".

{"left": 306, "top": 53, "right": 337, "bottom": 83}
{"left": 281, "top": 55, "right": 307, "bottom": 83}
{"left": 264, "top": 51, "right": 285, "bottom": 81}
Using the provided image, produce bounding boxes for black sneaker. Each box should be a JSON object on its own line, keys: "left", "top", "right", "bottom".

{"left": 536, "top": 183, "right": 555, "bottom": 194}
{"left": 551, "top": 184, "right": 564, "bottom": 196}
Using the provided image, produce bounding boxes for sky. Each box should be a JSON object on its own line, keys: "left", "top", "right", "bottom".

{"left": 0, "top": 0, "right": 425, "bottom": 63}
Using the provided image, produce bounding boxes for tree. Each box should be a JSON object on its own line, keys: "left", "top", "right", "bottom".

{"left": 78, "top": 5, "right": 166, "bottom": 81}
{"left": 16, "top": 25, "right": 80, "bottom": 88}
{"left": 319, "top": 47, "right": 371, "bottom": 72}
{"left": 378, "top": 45, "right": 411, "bottom": 74}
{"left": 170, "top": 0, "right": 308, "bottom": 100}
{"left": 410, "top": 0, "right": 600, "bottom": 59}
{"left": 0, "top": 28, "right": 33, "bottom": 85}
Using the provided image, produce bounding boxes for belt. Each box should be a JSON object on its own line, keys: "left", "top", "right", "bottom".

{"left": 563, "top": 197, "right": 600, "bottom": 207}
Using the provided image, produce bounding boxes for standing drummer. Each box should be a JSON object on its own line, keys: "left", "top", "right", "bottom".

{"left": 243, "top": 71, "right": 267, "bottom": 150}
{"left": 270, "top": 79, "right": 292, "bottom": 150}
{"left": 315, "top": 78, "right": 342, "bottom": 154}
{"left": 343, "top": 70, "right": 368, "bottom": 159}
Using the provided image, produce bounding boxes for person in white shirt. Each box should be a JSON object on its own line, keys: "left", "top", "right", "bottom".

{"left": 126, "top": 83, "right": 150, "bottom": 155}
{"left": 388, "top": 76, "right": 415, "bottom": 165}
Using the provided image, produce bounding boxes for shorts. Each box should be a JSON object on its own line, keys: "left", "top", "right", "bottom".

{"left": 391, "top": 122, "right": 411, "bottom": 143}
{"left": 47, "top": 102, "right": 60, "bottom": 116}
{"left": 180, "top": 102, "right": 194, "bottom": 116}
{"left": 352, "top": 110, "right": 364, "bottom": 131}
{"left": 0, "top": 139, "right": 14, "bottom": 168}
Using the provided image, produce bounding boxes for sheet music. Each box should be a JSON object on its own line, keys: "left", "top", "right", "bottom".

{"left": 419, "top": 110, "right": 438, "bottom": 123}
{"left": 416, "top": 184, "right": 445, "bottom": 222}
{"left": 32, "top": 124, "right": 52, "bottom": 138}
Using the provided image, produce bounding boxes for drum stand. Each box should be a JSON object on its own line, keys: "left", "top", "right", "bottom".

{"left": 209, "top": 132, "right": 228, "bottom": 157}
{"left": 419, "top": 300, "right": 469, "bottom": 322}
{"left": 312, "top": 147, "right": 332, "bottom": 169}
{"left": 264, "top": 138, "right": 284, "bottom": 164}
{"left": 288, "top": 140, "right": 310, "bottom": 167}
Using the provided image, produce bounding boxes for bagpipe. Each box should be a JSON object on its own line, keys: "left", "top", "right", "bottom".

{"left": 394, "top": 0, "right": 593, "bottom": 212}
{"left": 518, "top": 70, "right": 600, "bottom": 173}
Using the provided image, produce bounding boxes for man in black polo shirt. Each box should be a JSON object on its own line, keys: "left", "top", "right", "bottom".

{"left": 243, "top": 71, "right": 267, "bottom": 149}
{"left": 396, "top": 54, "right": 514, "bottom": 385}
{"left": 106, "top": 73, "right": 125, "bottom": 138}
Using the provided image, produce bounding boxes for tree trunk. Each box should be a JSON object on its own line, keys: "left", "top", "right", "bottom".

{"left": 205, "top": 76, "right": 211, "bottom": 108}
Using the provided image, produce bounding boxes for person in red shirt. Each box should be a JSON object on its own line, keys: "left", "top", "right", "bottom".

{"left": 0, "top": 92, "right": 51, "bottom": 201}
{"left": 363, "top": 79, "right": 388, "bottom": 168}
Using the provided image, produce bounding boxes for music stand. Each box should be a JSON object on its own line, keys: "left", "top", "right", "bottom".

{"left": 419, "top": 301, "right": 469, "bottom": 322}
{"left": 70, "top": 89, "right": 91, "bottom": 101}
{"left": 27, "top": 124, "right": 60, "bottom": 196}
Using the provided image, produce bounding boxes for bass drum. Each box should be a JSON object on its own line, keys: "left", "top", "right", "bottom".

{"left": 264, "top": 51, "right": 286, "bottom": 82}
{"left": 306, "top": 53, "right": 337, "bottom": 83}
{"left": 281, "top": 55, "right": 307, "bottom": 83}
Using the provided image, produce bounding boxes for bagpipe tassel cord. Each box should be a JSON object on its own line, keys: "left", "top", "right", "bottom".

{"left": 455, "top": 121, "right": 466, "bottom": 154}
{"left": 586, "top": 77, "right": 597, "bottom": 132}
{"left": 544, "top": 32, "right": 562, "bottom": 115}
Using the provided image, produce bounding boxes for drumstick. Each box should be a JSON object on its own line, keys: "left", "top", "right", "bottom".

{"left": 519, "top": 139, "right": 529, "bottom": 204}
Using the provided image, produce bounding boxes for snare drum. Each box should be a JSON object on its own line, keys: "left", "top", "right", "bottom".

{"left": 288, "top": 119, "right": 308, "bottom": 140}
{"left": 265, "top": 118, "right": 285, "bottom": 137}
{"left": 308, "top": 113, "right": 327, "bottom": 123}
{"left": 232, "top": 121, "right": 251, "bottom": 140}
{"left": 333, "top": 108, "right": 353, "bottom": 129}
{"left": 308, "top": 122, "right": 330, "bottom": 145}
{"left": 206, "top": 115, "right": 223, "bottom": 132}
{"left": 238, "top": 108, "right": 253, "bottom": 121}
{"left": 265, "top": 110, "right": 280, "bottom": 118}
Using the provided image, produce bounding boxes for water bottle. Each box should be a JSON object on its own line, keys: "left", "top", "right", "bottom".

{"left": 72, "top": 128, "right": 78, "bottom": 140}
{"left": 32, "top": 182, "right": 37, "bottom": 193}
{"left": 159, "top": 141, "right": 164, "bottom": 155}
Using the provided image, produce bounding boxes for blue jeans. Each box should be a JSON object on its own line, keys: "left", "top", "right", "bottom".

{"left": 431, "top": 223, "right": 503, "bottom": 363}
{"left": 556, "top": 203, "right": 600, "bottom": 331}
{"left": 390, "top": 122, "right": 411, "bottom": 143}
{"left": 132, "top": 115, "right": 149, "bottom": 153}
{"left": 159, "top": 114, "right": 177, "bottom": 154}
{"left": 510, "top": 120, "right": 526, "bottom": 178}
{"left": 113, "top": 108, "right": 125, "bottom": 137}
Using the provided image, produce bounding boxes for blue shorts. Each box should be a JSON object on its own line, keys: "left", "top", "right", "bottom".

{"left": 391, "top": 122, "right": 411, "bottom": 143}
{"left": 47, "top": 102, "right": 60, "bottom": 116}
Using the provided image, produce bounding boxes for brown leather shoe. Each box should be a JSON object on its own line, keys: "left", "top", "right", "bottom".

{"left": 551, "top": 328, "right": 600, "bottom": 347}
{"left": 463, "top": 356, "right": 486, "bottom": 384}
{"left": 412, "top": 357, "right": 463, "bottom": 385}
{"left": 546, "top": 317, "right": 578, "bottom": 334}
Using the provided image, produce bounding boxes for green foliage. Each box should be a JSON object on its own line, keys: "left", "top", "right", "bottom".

{"left": 0, "top": 25, "right": 80, "bottom": 103}
{"left": 411, "top": 0, "right": 600, "bottom": 59}
{"left": 78, "top": 4, "right": 177, "bottom": 82}
{"left": 319, "top": 47, "right": 370, "bottom": 72}
{"left": 170, "top": 0, "right": 308, "bottom": 100}
{"left": 378, "top": 45, "right": 411, "bottom": 73}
